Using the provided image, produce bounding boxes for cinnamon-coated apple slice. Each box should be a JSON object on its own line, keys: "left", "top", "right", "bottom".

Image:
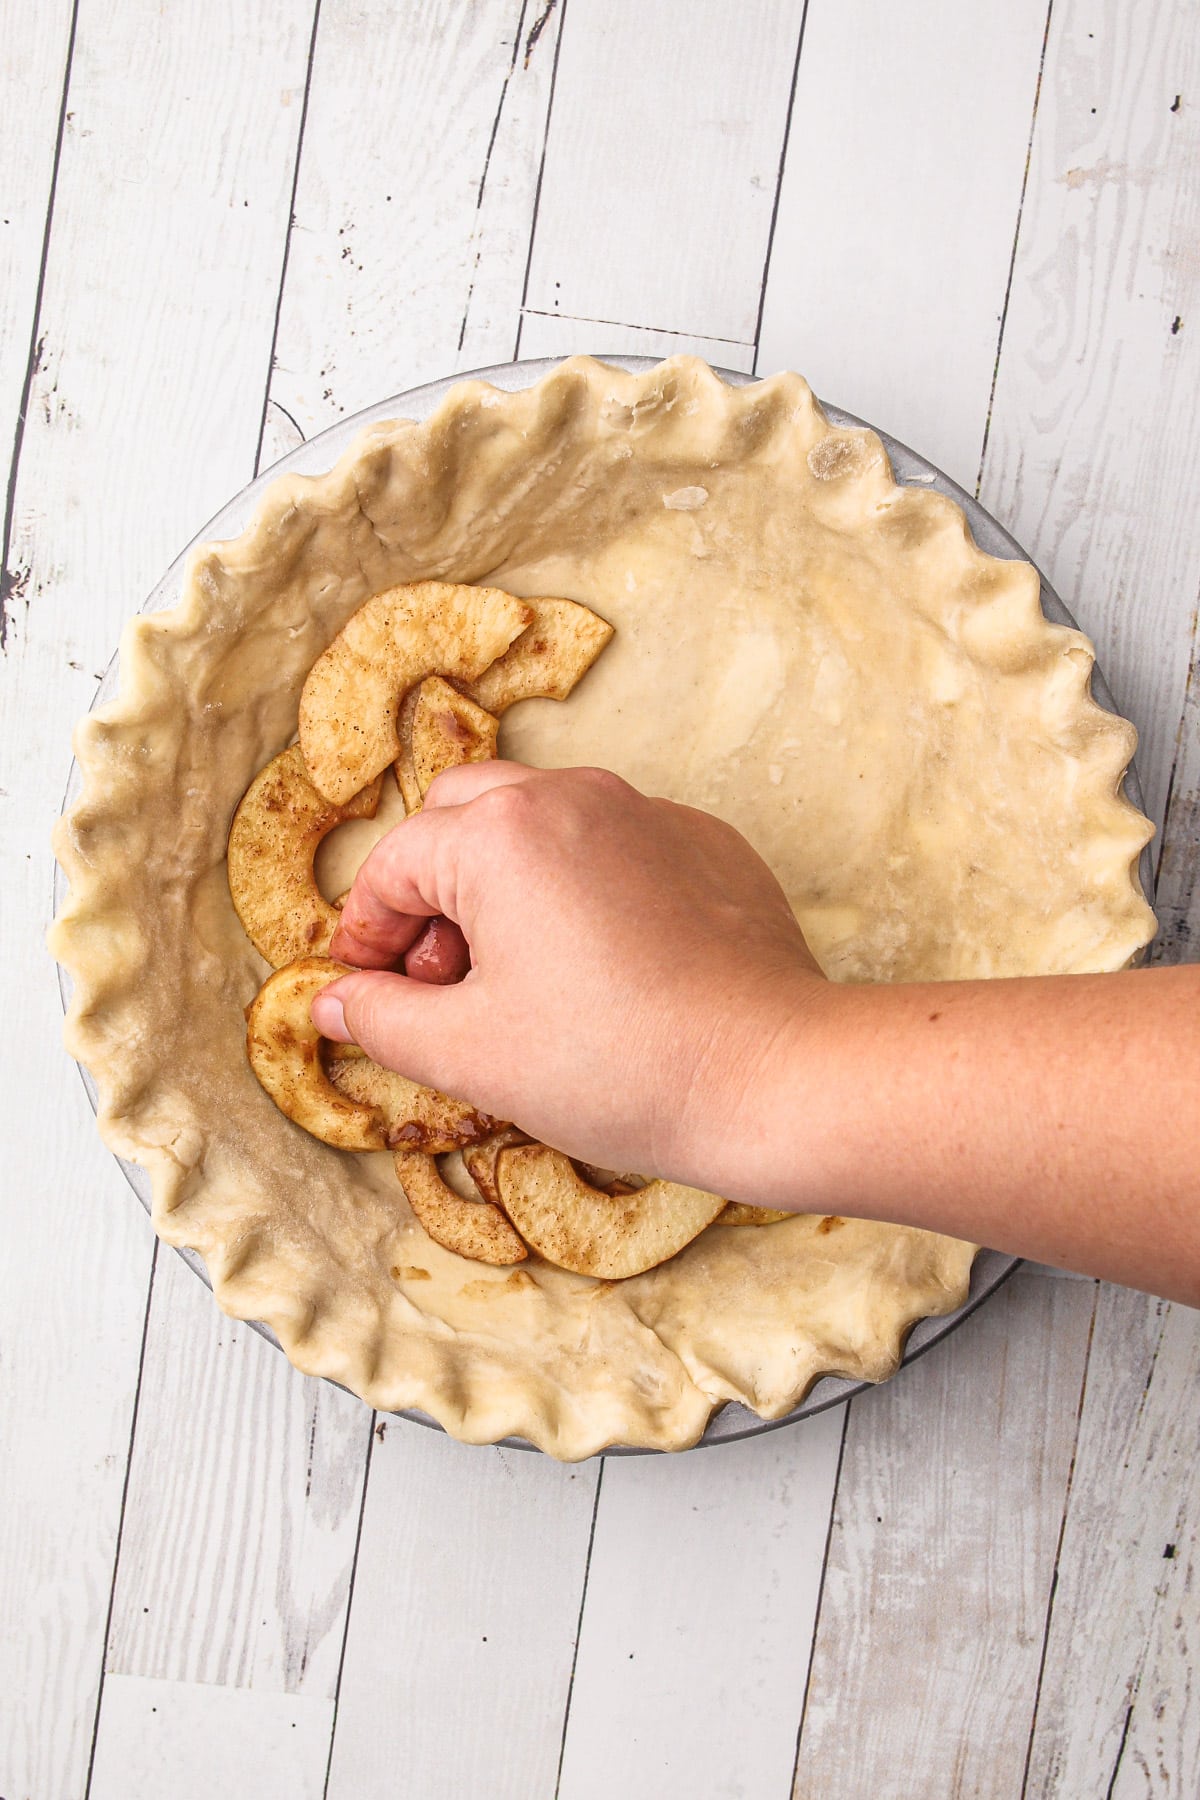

{"left": 327, "top": 1052, "right": 503, "bottom": 1154}
{"left": 468, "top": 596, "right": 613, "bottom": 714}
{"left": 228, "top": 747, "right": 382, "bottom": 967}
{"left": 245, "top": 955, "right": 386, "bottom": 1150}
{"left": 394, "top": 1150, "right": 528, "bottom": 1266}
{"left": 494, "top": 1145, "right": 726, "bottom": 1279}
{"left": 394, "top": 676, "right": 499, "bottom": 814}
{"left": 299, "top": 581, "right": 532, "bottom": 803}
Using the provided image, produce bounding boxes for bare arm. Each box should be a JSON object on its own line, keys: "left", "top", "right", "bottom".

{"left": 314, "top": 762, "right": 1200, "bottom": 1305}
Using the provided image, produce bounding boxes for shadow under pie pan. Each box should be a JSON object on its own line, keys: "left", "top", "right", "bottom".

{"left": 53, "top": 355, "right": 1156, "bottom": 1454}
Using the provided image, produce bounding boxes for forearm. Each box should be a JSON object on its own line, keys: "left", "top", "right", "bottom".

{"left": 700, "top": 965, "right": 1200, "bottom": 1305}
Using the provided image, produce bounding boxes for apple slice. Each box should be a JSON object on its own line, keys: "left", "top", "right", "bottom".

{"left": 494, "top": 1145, "right": 726, "bottom": 1279}
{"left": 717, "top": 1203, "right": 792, "bottom": 1226}
{"left": 395, "top": 675, "right": 499, "bottom": 815}
{"left": 246, "top": 955, "right": 385, "bottom": 1150}
{"left": 462, "top": 1126, "right": 533, "bottom": 1206}
{"left": 394, "top": 1151, "right": 528, "bottom": 1266}
{"left": 299, "top": 581, "right": 533, "bottom": 803}
{"left": 327, "top": 1051, "right": 503, "bottom": 1154}
{"left": 228, "top": 747, "right": 382, "bottom": 968}
{"left": 468, "top": 596, "right": 614, "bottom": 714}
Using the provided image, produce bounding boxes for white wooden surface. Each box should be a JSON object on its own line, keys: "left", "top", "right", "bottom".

{"left": 3, "top": 3, "right": 1198, "bottom": 1796}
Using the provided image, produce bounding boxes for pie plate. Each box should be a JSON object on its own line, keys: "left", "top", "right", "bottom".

{"left": 53, "top": 356, "right": 1156, "bottom": 1453}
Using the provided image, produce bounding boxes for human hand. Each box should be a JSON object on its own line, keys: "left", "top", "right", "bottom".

{"left": 313, "top": 762, "right": 824, "bottom": 1184}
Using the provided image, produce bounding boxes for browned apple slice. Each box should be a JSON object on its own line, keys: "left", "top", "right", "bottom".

{"left": 717, "top": 1203, "right": 792, "bottom": 1226}
{"left": 394, "top": 675, "right": 499, "bottom": 814}
{"left": 462, "top": 1127, "right": 533, "bottom": 1206}
{"left": 228, "top": 747, "right": 382, "bottom": 967}
{"left": 494, "top": 1145, "right": 726, "bottom": 1279}
{"left": 245, "top": 955, "right": 386, "bottom": 1150}
{"left": 327, "top": 1052, "right": 503, "bottom": 1154}
{"left": 299, "top": 581, "right": 533, "bottom": 803}
{"left": 394, "top": 1151, "right": 528, "bottom": 1266}
{"left": 468, "top": 596, "right": 614, "bottom": 714}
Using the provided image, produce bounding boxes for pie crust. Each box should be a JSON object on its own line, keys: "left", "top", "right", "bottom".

{"left": 51, "top": 357, "right": 1156, "bottom": 1458}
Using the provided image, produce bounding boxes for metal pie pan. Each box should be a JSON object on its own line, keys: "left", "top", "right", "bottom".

{"left": 54, "top": 355, "right": 1153, "bottom": 1453}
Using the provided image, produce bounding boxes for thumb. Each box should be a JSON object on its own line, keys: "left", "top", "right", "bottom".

{"left": 311, "top": 968, "right": 481, "bottom": 1099}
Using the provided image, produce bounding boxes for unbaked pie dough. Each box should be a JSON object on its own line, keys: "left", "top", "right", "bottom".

{"left": 51, "top": 357, "right": 1156, "bottom": 1457}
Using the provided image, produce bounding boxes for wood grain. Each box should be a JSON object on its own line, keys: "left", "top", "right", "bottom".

{"left": 270, "top": 0, "right": 563, "bottom": 438}
{"left": 324, "top": 1429, "right": 600, "bottom": 1800}
{"left": 0, "top": 0, "right": 75, "bottom": 638}
{"left": 524, "top": 0, "right": 804, "bottom": 343}
{"left": 792, "top": 1274, "right": 1096, "bottom": 1799}
{"left": 518, "top": 308, "right": 755, "bottom": 369}
{"left": 103, "top": 1250, "right": 370, "bottom": 1698}
{"left": 756, "top": 0, "right": 1051, "bottom": 490}
{"left": 89, "top": 1674, "right": 333, "bottom": 1800}
{"left": 0, "top": 3, "right": 316, "bottom": 1794}
{"left": 1023, "top": 1286, "right": 1200, "bottom": 1798}
{"left": 557, "top": 1406, "right": 846, "bottom": 1800}
{"left": 1154, "top": 631, "right": 1200, "bottom": 964}
{"left": 980, "top": 0, "right": 1200, "bottom": 840}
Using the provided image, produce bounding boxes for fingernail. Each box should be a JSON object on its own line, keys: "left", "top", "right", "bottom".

{"left": 311, "top": 992, "right": 349, "bottom": 1040}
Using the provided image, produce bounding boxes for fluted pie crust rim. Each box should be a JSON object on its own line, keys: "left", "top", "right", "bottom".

{"left": 51, "top": 357, "right": 1155, "bottom": 1458}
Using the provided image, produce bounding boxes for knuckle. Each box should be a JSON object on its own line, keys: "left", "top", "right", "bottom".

{"left": 577, "top": 765, "right": 627, "bottom": 797}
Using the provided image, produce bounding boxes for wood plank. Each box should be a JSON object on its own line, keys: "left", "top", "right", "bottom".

{"left": 980, "top": 0, "right": 1200, "bottom": 839}
{"left": 523, "top": 0, "right": 804, "bottom": 344}
{"left": 1154, "top": 633, "right": 1200, "bottom": 964}
{"left": 0, "top": 5, "right": 317, "bottom": 1796}
{"left": 1023, "top": 1286, "right": 1200, "bottom": 1798}
{"left": 92, "top": 7, "right": 575, "bottom": 1789}
{"left": 89, "top": 1673, "right": 333, "bottom": 1800}
{"left": 792, "top": 1273, "right": 1096, "bottom": 1799}
{"left": 518, "top": 308, "right": 755, "bottom": 370}
{"left": 756, "top": 0, "right": 1050, "bottom": 490}
{"left": 104, "top": 1249, "right": 370, "bottom": 1698}
{"left": 0, "top": 0, "right": 74, "bottom": 568}
{"left": 325, "top": 1429, "right": 600, "bottom": 1800}
{"left": 557, "top": 1406, "right": 846, "bottom": 1800}
{"left": 270, "top": 0, "right": 563, "bottom": 439}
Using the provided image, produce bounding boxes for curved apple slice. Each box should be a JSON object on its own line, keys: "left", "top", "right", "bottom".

{"left": 462, "top": 1126, "right": 533, "bottom": 1206}
{"left": 394, "top": 1151, "right": 528, "bottom": 1266}
{"left": 494, "top": 1145, "right": 726, "bottom": 1279}
{"left": 717, "top": 1203, "right": 792, "bottom": 1226}
{"left": 299, "top": 581, "right": 533, "bottom": 803}
{"left": 228, "top": 747, "right": 382, "bottom": 967}
{"left": 395, "top": 675, "right": 499, "bottom": 814}
{"left": 468, "top": 596, "right": 614, "bottom": 714}
{"left": 327, "top": 1052, "right": 503, "bottom": 1154}
{"left": 246, "top": 955, "right": 385, "bottom": 1150}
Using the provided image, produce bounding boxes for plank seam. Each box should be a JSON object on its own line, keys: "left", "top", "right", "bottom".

{"left": 522, "top": 306, "right": 755, "bottom": 349}
{"left": 82, "top": 1240, "right": 160, "bottom": 1800}
{"left": 551, "top": 1457, "right": 605, "bottom": 1800}
{"left": 974, "top": 0, "right": 1056, "bottom": 499}
{"left": 253, "top": 0, "right": 325, "bottom": 477}
{"left": 512, "top": 0, "right": 569, "bottom": 359}
{"left": 788, "top": 1399, "right": 851, "bottom": 1794}
{"left": 1017, "top": 1278, "right": 1101, "bottom": 1800}
{"left": 321, "top": 1409, "right": 378, "bottom": 1799}
{"left": 1152, "top": 577, "right": 1200, "bottom": 904}
{"left": 0, "top": 0, "right": 81, "bottom": 651}
{"left": 457, "top": 0, "right": 533, "bottom": 354}
{"left": 750, "top": 0, "right": 811, "bottom": 378}
{"left": 1103, "top": 1704, "right": 1134, "bottom": 1800}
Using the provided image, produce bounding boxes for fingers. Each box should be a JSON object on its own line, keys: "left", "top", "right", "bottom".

{"left": 403, "top": 916, "right": 471, "bottom": 985}
{"left": 328, "top": 807, "right": 460, "bottom": 968}
{"left": 420, "top": 757, "right": 534, "bottom": 811}
{"left": 330, "top": 761, "right": 537, "bottom": 968}
{"left": 312, "top": 968, "right": 480, "bottom": 1098}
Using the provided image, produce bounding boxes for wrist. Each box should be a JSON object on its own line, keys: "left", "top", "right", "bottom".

{"left": 669, "top": 962, "right": 843, "bottom": 1206}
